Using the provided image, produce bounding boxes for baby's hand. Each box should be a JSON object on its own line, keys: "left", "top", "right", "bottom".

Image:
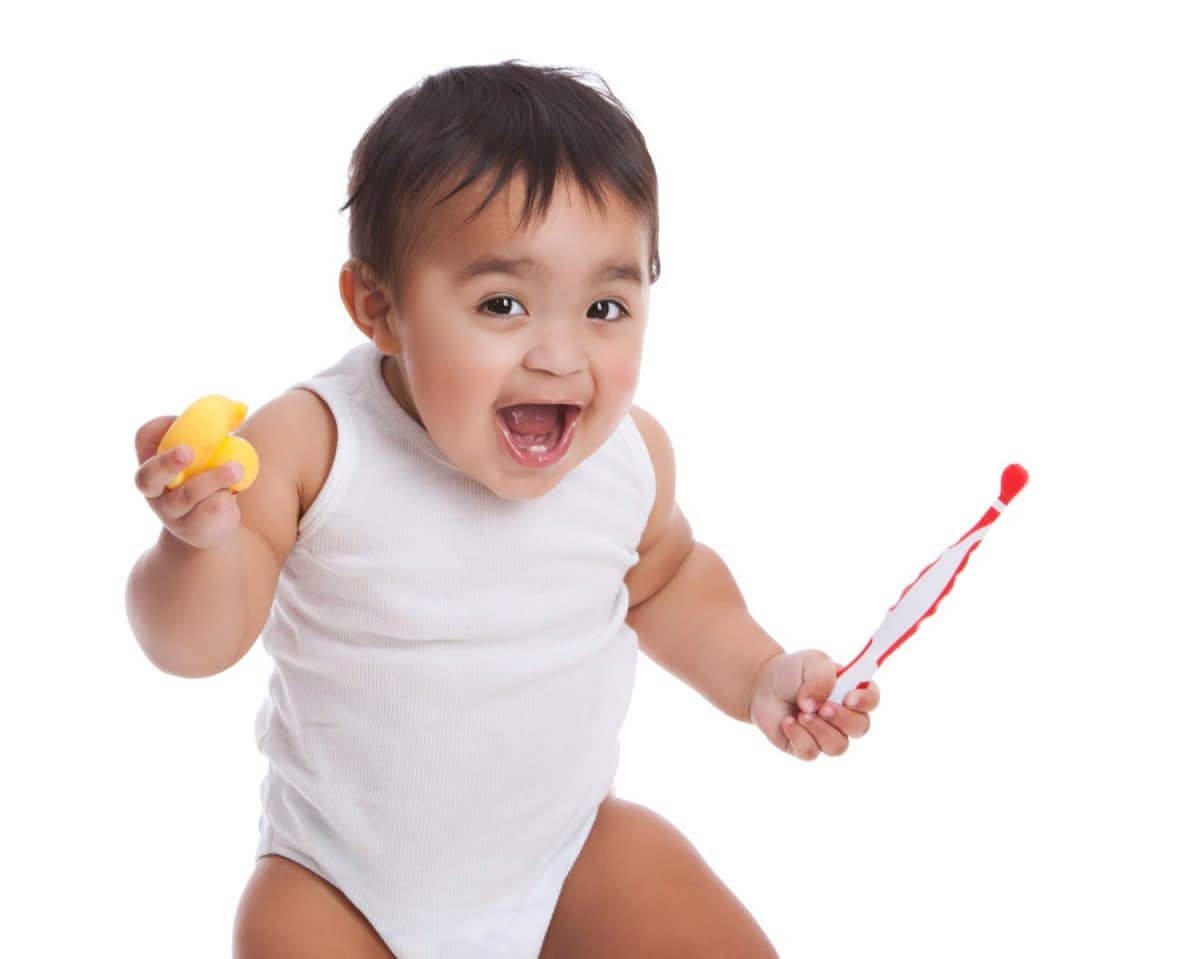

{"left": 133, "top": 414, "right": 245, "bottom": 550}
{"left": 747, "top": 650, "right": 880, "bottom": 761}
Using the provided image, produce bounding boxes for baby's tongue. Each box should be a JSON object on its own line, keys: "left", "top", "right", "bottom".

{"left": 499, "top": 403, "right": 561, "bottom": 435}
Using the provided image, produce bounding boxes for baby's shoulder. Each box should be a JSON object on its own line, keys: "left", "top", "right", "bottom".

{"left": 623, "top": 404, "right": 694, "bottom": 609}
{"left": 627, "top": 405, "right": 673, "bottom": 494}
{"left": 229, "top": 387, "right": 335, "bottom": 659}
{"left": 280, "top": 387, "right": 337, "bottom": 524}
{"left": 239, "top": 386, "right": 336, "bottom": 528}
{"left": 626, "top": 403, "right": 675, "bottom": 533}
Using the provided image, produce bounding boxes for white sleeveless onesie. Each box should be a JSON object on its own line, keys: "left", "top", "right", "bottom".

{"left": 252, "top": 341, "right": 655, "bottom": 958}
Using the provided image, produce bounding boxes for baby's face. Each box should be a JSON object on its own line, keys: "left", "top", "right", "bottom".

{"left": 378, "top": 173, "right": 651, "bottom": 500}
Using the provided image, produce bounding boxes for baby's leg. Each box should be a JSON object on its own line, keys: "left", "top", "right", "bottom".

{"left": 233, "top": 854, "right": 394, "bottom": 959}
{"left": 540, "top": 796, "right": 779, "bottom": 958}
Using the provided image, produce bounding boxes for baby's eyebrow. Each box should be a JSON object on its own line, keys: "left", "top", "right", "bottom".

{"left": 456, "top": 255, "right": 644, "bottom": 286}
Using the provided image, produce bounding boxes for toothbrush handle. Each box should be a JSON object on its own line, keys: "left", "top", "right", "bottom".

{"left": 830, "top": 640, "right": 880, "bottom": 704}
{"left": 826, "top": 464, "right": 1028, "bottom": 705}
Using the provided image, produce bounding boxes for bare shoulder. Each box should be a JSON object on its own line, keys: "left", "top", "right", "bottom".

{"left": 627, "top": 405, "right": 679, "bottom": 552}
{"left": 226, "top": 387, "right": 336, "bottom": 667}
{"left": 231, "top": 387, "right": 335, "bottom": 560}
{"left": 627, "top": 405, "right": 673, "bottom": 543}
{"left": 281, "top": 387, "right": 337, "bottom": 522}
{"left": 624, "top": 405, "right": 694, "bottom": 609}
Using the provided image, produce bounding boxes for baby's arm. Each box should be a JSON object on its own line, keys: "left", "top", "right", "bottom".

{"left": 126, "top": 392, "right": 305, "bottom": 677}
{"left": 625, "top": 406, "right": 785, "bottom": 723}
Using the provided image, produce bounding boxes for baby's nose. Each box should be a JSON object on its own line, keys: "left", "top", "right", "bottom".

{"left": 523, "top": 329, "right": 588, "bottom": 376}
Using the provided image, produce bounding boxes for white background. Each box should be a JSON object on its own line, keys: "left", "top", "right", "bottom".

{"left": 4, "top": 1, "right": 1197, "bottom": 955}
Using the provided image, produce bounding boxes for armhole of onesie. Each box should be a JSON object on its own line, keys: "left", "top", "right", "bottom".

{"left": 619, "top": 411, "right": 657, "bottom": 530}
{"left": 292, "top": 381, "right": 359, "bottom": 548}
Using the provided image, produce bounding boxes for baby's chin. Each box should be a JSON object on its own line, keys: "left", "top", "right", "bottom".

{"left": 482, "top": 448, "right": 580, "bottom": 501}
{"left": 469, "top": 459, "right": 573, "bottom": 501}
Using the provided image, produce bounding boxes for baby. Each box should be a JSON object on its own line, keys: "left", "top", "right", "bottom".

{"left": 127, "top": 60, "right": 879, "bottom": 959}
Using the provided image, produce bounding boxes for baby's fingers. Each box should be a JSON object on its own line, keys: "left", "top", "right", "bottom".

{"left": 783, "top": 712, "right": 849, "bottom": 758}
{"left": 781, "top": 717, "right": 820, "bottom": 761}
{"left": 815, "top": 701, "right": 871, "bottom": 740}
{"left": 843, "top": 682, "right": 881, "bottom": 714}
{"left": 135, "top": 443, "right": 194, "bottom": 500}
{"left": 154, "top": 459, "right": 245, "bottom": 522}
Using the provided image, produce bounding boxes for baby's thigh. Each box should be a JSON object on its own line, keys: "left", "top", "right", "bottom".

{"left": 233, "top": 854, "right": 393, "bottom": 959}
{"left": 540, "top": 796, "right": 779, "bottom": 958}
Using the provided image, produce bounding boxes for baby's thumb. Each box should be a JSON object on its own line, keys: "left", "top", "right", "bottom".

{"left": 795, "top": 649, "right": 838, "bottom": 707}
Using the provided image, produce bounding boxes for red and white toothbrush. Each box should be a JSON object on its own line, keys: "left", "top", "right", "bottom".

{"left": 829, "top": 463, "right": 1029, "bottom": 705}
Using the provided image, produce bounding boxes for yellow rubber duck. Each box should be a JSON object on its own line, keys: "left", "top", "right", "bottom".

{"left": 157, "top": 394, "right": 260, "bottom": 493}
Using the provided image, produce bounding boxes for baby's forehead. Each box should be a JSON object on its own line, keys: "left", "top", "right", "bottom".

{"left": 422, "top": 176, "right": 647, "bottom": 273}
{"left": 444, "top": 169, "right": 639, "bottom": 232}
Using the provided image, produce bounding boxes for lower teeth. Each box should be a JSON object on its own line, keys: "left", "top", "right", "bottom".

{"left": 501, "top": 409, "right": 568, "bottom": 457}
{"left": 513, "top": 428, "right": 557, "bottom": 454}
{"left": 521, "top": 432, "right": 553, "bottom": 453}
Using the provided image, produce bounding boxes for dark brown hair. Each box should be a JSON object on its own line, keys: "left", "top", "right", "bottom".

{"left": 341, "top": 59, "right": 661, "bottom": 301}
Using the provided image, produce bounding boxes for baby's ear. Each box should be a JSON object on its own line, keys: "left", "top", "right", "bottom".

{"left": 339, "top": 258, "right": 394, "bottom": 330}
{"left": 345, "top": 256, "right": 380, "bottom": 289}
{"left": 341, "top": 256, "right": 384, "bottom": 296}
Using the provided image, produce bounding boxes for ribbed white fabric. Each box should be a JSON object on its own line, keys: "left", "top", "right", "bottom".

{"left": 252, "top": 342, "right": 655, "bottom": 958}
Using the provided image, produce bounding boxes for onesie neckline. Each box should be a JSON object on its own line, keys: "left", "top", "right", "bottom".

{"left": 363, "top": 344, "right": 458, "bottom": 470}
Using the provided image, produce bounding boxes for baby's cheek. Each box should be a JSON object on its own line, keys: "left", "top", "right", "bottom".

{"left": 606, "top": 361, "right": 641, "bottom": 401}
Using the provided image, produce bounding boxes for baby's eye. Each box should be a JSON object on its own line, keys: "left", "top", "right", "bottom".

{"left": 479, "top": 295, "right": 528, "bottom": 318}
{"left": 587, "top": 299, "right": 630, "bottom": 322}
{"left": 478, "top": 296, "right": 630, "bottom": 322}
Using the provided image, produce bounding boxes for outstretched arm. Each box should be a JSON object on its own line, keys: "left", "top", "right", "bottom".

{"left": 624, "top": 406, "right": 784, "bottom": 723}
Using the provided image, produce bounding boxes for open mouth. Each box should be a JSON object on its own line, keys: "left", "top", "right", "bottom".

{"left": 496, "top": 403, "right": 581, "bottom": 467}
